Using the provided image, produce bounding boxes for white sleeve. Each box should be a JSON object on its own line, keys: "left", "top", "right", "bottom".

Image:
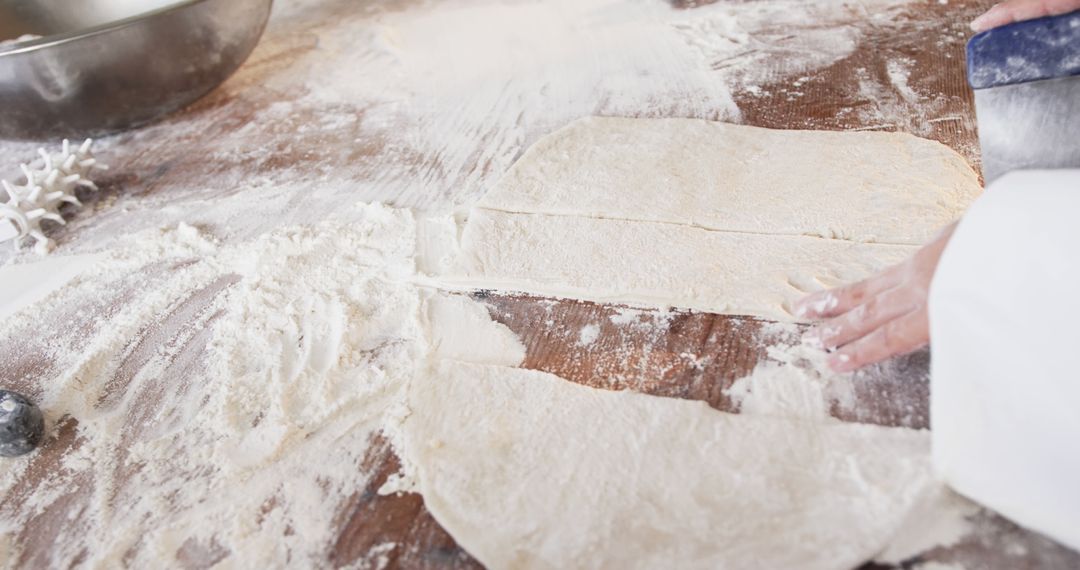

{"left": 929, "top": 169, "right": 1080, "bottom": 550}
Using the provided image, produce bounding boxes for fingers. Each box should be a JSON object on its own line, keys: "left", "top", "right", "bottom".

{"left": 971, "top": 0, "right": 1080, "bottom": 32}
{"left": 806, "top": 285, "right": 919, "bottom": 349}
{"left": 827, "top": 308, "right": 929, "bottom": 373}
{"left": 972, "top": 2, "right": 1013, "bottom": 32}
{"left": 792, "top": 265, "right": 902, "bottom": 320}
{"left": 795, "top": 221, "right": 954, "bottom": 371}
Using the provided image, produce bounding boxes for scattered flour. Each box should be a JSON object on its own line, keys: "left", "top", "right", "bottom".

{"left": 673, "top": 0, "right": 913, "bottom": 91}
{"left": 609, "top": 307, "right": 652, "bottom": 326}
{"left": 577, "top": 324, "right": 601, "bottom": 347}
{"left": 887, "top": 58, "right": 921, "bottom": 103}
{"left": 0, "top": 0, "right": 928, "bottom": 260}
{"left": 361, "top": 541, "right": 399, "bottom": 570}
{"left": 0, "top": 204, "right": 490, "bottom": 567}
{"left": 725, "top": 334, "right": 856, "bottom": 421}
{"left": 0, "top": 0, "right": 934, "bottom": 264}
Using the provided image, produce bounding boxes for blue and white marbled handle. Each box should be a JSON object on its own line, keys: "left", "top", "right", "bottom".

{"left": 967, "top": 10, "right": 1080, "bottom": 89}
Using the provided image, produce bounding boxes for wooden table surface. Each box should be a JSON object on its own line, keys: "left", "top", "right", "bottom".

{"left": 1, "top": 0, "right": 1078, "bottom": 568}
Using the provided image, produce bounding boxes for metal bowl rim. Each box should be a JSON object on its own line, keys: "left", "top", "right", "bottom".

{"left": 0, "top": 0, "right": 218, "bottom": 58}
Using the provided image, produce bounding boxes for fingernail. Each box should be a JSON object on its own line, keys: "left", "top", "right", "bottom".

{"left": 803, "top": 324, "right": 840, "bottom": 349}
{"left": 794, "top": 293, "right": 836, "bottom": 319}
{"left": 813, "top": 294, "right": 838, "bottom": 315}
{"left": 970, "top": 4, "right": 1000, "bottom": 31}
{"left": 828, "top": 353, "right": 854, "bottom": 372}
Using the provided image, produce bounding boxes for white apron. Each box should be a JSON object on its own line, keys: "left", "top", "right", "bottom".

{"left": 930, "top": 169, "right": 1080, "bottom": 550}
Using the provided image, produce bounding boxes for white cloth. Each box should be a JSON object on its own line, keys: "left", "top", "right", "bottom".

{"left": 930, "top": 169, "right": 1080, "bottom": 550}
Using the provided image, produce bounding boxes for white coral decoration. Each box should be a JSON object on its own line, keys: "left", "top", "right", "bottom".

{"left": 0, "top": 139, "right": 107, "bottom": 255}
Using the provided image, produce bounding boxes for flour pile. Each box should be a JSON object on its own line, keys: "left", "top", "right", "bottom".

{"left": 725, "top": 336, "right": 857, "bottom": 421}
{"left": 0, "top": 205, "right": 434, "bottom": 566}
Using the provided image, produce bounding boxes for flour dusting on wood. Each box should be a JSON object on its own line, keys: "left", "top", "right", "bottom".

{"left": 0, "top": 0, "right": 946, "bottom": 261}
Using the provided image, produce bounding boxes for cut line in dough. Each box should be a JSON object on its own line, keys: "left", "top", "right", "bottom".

{"left": 443, "top": 208, "right": 914, "bottom": 321}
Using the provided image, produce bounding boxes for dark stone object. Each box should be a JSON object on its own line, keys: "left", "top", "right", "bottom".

{"left": 0, "top": 389, "right": 45, "bottom": 457}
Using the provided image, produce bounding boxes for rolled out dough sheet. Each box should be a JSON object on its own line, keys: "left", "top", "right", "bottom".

{"left": 444, "top": 209, "right": 914, "bottom": 321}
{"left": 481, "top": 117, "right": 982, "bottom": 245}
{"left": 408, "top": 118, "right": 966, "bottom": 566}
{"left": 404, "top": 360, "right": 938, "bottom": 570}
{"left": 446, "top": 117, "right": 981, "bottom": 320}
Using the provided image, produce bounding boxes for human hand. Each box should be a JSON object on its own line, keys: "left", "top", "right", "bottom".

{"left": 792, "top": 223, "right": 958, "bottom": 372}
{"left": 971, "top": 0, "right": 1080, "bottom": 32}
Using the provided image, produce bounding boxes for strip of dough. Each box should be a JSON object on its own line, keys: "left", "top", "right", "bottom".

{"left": 404, "top": 360, "right": 937, "bottom": 570}
{"left": 480, "top": 117, "right": 981, "bottom": 245}
{"left": 444, "top": 209, "right": 915, "bottom": 321}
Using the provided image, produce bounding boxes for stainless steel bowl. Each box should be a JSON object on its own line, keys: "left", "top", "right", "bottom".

{"left": 0, "top": 0, "right": 273, "bottom": 140}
